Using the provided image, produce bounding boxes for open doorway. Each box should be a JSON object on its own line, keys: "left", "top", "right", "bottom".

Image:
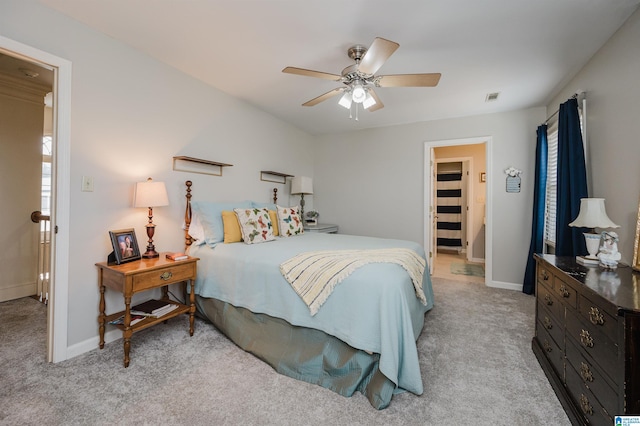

{"left": 424, "top": 137, "right": 491, "bottom": 285}
{"left": 0, "top": 35, "right": 72, "bottom": 363}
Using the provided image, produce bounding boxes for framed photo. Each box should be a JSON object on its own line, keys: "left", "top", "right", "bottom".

{"left": 109, "top": 228, "right": 141, "bottom": 265}
{"left": 633, "top": 201, "right": 640, "bottom": 272}
{"left": 480, "top": 172, "right": 486, "bottom": 183}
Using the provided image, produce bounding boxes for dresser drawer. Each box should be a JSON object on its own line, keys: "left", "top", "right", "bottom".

{"left": 537, "top": 300, "right": 563, "bottom": 349}
{"left": 566, "top": 312, "right": 618, "bottom": 381}
{"left": 536, "top": 321, "right": 564, "bottom": 379}
{"left": 554, "top": 274, "right": 577, "bottom": 309}
{"left": 537, "top": 279, "right": 564, "bottom": 323}
{"left": 577, "top": 293, "right": 617, "bottom": 339}
{"left": 565, "top": 360, "right": 614, "bottom": 426}
{"left": 537, "top": 264, "right": 552, "bottom": 286}
{"left": 566, "top": 338, "right": 618, "bottom": 417}
{"left": 132, "top": 262, "right": 196, "bottom": 292}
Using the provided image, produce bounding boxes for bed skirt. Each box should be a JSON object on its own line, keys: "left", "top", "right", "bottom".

{"left": 196, "top": 295, "right": 397, "bottom": 409}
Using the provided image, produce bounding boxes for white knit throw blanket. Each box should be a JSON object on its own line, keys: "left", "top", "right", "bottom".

{"left": 280, "top": 248, "right": 427, "bottom": 316}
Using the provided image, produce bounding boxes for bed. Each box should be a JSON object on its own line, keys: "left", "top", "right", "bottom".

{"left": 183, "top": 181, "right": 434, "bottom": 409}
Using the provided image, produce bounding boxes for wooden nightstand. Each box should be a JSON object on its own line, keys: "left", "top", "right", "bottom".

{"left": 96, "top": 253, "right": 199, "bottom": 367}
{"left": 304, "top": 223, "right": 339, "bottom": 234}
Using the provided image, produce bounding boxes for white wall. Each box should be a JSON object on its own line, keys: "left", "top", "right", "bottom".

{"left": 313, "top": 107, "right": 545, "bottom": 287}
{"left": 0, "top": 1, "right": 314, "bottom": 350}
{"left": 546, "top": 8, "right": 640, "bottom": 265}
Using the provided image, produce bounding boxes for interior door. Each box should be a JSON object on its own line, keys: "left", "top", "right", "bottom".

{"left": 0, "top": 56, "right": 50, "bottom": 302}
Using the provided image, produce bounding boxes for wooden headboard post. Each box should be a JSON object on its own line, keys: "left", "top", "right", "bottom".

{"left": 184, "top": 180, "right": 193, "bottom": 250}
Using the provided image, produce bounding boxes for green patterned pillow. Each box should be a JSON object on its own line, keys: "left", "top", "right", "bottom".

{"left": 233, "top": 207, "right": 275, "bottom": 244}
{"left": 276, "top": 205, "right": 304, "bottom": 237}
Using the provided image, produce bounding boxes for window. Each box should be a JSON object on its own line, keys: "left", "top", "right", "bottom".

{"left": 544, "top": 124, "right": 558, "bottom": 250}
{"left": 543, "top": 100, "right": 585, "bottom": 252}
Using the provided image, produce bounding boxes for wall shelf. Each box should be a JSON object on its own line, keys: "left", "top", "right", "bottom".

{"left": 173, "top": 156, "right": 233, "bottom": 177}
{"left": 260, "top": 170, "right": 293, "bottom": 184}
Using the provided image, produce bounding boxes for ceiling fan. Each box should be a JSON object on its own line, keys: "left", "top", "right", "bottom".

{"left": 282, "top": 37, "right": 441, "bottom": 117}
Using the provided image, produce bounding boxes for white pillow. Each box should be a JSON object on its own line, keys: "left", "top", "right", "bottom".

{"left": 276, "top": 205, "right": 304, "bottom": 237}
{"left": 233, "top": 207, "right": 275, "bottom": 245}
{"left": 183, "top": 212, "right": 205, "bottom": 246}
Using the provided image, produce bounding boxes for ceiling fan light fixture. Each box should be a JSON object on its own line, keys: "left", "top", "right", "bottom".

{"left": 338, "top": 91, "right": 353, "bottom": 109}
{"left": 362, "top": 91, "right": 376, "bottom": 109}
{"left": 352, "top": 83, "right": 366, "bottom": 103}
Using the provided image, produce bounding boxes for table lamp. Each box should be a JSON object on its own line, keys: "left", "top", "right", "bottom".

{"left": 134, "top": 177, "right": 169, "bottom": 258}
{"left": 569, "top": 198, "right": 618, "bottom": 266}
{"left": 291, "top": 176, "right": 313, "bottom": 219}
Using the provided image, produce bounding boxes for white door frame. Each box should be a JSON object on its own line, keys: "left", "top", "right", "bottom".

{"left": 424, "top": 136, "right": 493, "bottom": 286}
{"left": 0, "top": 36, "right": 72, "bottom": 362}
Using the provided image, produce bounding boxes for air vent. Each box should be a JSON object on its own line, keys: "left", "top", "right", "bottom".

{"left": 485, "top": 92, "right": 500, "bottom": 102}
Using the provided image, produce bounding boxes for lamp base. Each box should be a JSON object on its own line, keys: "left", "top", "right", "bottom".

{"left": 142, "top": 249, "right": 160, "bottom": 258}
{"left": 576, "top": 256, "right": 599, "bottom": 266}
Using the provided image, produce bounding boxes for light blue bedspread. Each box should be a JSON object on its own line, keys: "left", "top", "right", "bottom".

{"left": 190, "top": 233, "right": 434, "bottom": 395}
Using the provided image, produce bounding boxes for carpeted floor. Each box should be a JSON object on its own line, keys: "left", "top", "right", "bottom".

{"left": 0, "top": 278, "right": 569, "bottom": 425}
{"left": 450, "top": 262, "right": 485, "bottom": 277}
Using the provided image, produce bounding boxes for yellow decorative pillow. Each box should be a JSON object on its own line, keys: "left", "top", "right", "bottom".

{"left": 269, "top": 210, "right": 279, "bottom": 236}
{"left": 221, "top": 210, "right": 243, "bottom": 243}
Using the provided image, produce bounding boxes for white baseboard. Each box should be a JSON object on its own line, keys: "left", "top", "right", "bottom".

{"left": 486, "top": 280, "right": 523, "bottom": 292}
{"left": 65, "top": 328, "right": 121, "bottom": 360}
{"left": 470, "top": 257, "right": 485, "bottom": 263}
{"left": 0, "top": 281, "right": 36, "bottom": 302}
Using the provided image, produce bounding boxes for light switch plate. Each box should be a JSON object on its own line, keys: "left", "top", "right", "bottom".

{"left": 82, "top": 176, "right": 94, "bottom": 192}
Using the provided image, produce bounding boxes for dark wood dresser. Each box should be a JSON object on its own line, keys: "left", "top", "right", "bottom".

{"left": 533, "top": 254, "right": 640, "bottom": 425}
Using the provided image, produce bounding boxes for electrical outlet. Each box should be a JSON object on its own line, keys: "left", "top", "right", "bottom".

{"left": 82, "top": 176, "right": 94, "bottom": 192}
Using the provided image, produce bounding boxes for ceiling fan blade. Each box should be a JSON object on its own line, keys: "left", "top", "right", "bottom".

{"left": 282, "top": 66, "right": 341, "bottom": 81}
{"left": 377, "top": 73, "right": 441, "bottom": 87}
{"left": 357, "top": 37, "right": 399, "bottom": 75}
{"left": 367, "top": 89, "right": 384, "bottom": 112}
{"left": 302, "top": 88, "right": 344, "bottom": 106}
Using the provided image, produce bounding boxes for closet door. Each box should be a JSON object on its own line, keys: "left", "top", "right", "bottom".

{"left": 436, "top": 166, "right": 462, "bottom": 251}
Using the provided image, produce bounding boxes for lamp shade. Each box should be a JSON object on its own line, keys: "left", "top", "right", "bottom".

{"left": 569, "top": 198, "right": 619, "bottom": 228}
{"left": 291, "top": 176, "right": 313, "bottom": 195}
{"left": 133, "top": 178, "right": 169, "bottom": 208}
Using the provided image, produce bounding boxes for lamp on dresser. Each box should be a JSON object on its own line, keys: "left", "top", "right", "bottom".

{"left": 291, "top": 176, "right": 313, "bottom": 219}
{"left": 569, "top": 198, "right": 619, "bottom": 266}
{"left": 133, "top": 177, "right": 169, "bottom": 258}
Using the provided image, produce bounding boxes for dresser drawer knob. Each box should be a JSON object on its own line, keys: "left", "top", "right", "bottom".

{"left": 588, "top": 307, "right": 604, "bottom": 326}
{"left": 543, "top": 340, "right": 552, "bottom": 353}
{"left": 580, "top": 329, "right": 594, "bottom": 348}
{"left": 579, "top": 394, "right": 593, "bottom": 415}
{"left": 559, "top": 284, "right": 570, "bottom": 298}
{"left": 542, "top": 271, "right": 549, "bottom": 281}
{"left": 544, "top": 294, "right": 553, "bottom": 306}
{"left": 580, "top": 362, "right": 594, "bottom": 382}
{"left": 543, "top": 317, "right": 553, "bottom": 330}
{"left": 160, "top": 271, "right": 173, "bottom": 281}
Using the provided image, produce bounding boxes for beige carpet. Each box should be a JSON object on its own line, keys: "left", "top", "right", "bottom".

{"left": 0, "top": 277, "right": 569, "bottom": 425}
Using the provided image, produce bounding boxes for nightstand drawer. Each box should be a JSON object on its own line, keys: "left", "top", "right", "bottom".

{"left": 132, "top": 262, "right": 196, "bottom": 292}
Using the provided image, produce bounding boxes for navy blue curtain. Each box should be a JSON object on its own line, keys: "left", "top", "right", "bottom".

{"left": 555, "top": 98, "right": 588, "bottom": 256}
{"left": 523, "top": 125, "right": 548, "bottom": 295}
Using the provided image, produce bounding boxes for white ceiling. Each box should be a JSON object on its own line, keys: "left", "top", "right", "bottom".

{"left": 39, "top": 0, "right": 639, "bottom": 135}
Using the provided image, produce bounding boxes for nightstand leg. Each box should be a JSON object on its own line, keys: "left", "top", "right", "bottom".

{"left": 189, "top": 279, "right": 195, "bottom": 336}
{"left": 98, "top": 281, "right": 106, "bottom": 349}
{"left": 123, "top": 296, "right": 132, "bottom": 368}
